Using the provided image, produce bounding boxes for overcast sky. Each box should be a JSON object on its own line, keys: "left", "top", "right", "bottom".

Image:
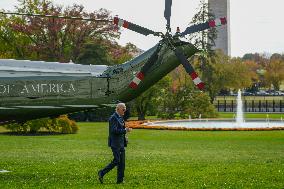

{"left": 1, "top": 0, "right": 284, "bottom": 57}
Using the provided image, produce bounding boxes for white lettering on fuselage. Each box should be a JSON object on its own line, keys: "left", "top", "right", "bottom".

{"left": 0, "top": 83, "right": 76, "bottom": 95}
{"left": 0, "top": 84, "right": 7, "bottom": 94}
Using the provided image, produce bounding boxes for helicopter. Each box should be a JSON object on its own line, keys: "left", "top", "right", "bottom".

{"left": 0, "top": 0, "right": 226, "bottom": 124}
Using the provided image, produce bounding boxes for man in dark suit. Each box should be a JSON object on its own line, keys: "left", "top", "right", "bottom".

{"left": 98, "top": 103, "right": 132, "bottom": 184}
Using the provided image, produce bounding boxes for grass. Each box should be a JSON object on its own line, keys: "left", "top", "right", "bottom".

{"left": 129, "top": 113, "right": 284, "bottom": 120}
{"left": 218, "top": 112, "right": 284, "bottom": 119}
{"left": 0, "top": 123, "right": 284, "bottom": 188}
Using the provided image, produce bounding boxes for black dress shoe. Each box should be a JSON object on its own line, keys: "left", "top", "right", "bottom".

{"left": 116, "top": 180, "right": 124, "bottom": 184}
{"left": 98, "top": 171, "right": 103, "bottom": 184}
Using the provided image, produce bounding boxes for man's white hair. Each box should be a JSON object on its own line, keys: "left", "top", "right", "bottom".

{"left": 116, "top": 103, "right": 126, "bottom": 111}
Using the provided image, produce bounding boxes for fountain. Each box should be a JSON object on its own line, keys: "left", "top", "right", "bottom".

{"left": 236, "top": 89, "right": 244, "bottom": 127}
{"left": 145, "top": 89, "right": 284, "bottom": 130}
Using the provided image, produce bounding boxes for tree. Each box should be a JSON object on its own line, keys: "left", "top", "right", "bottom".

{"left": 187, "top": 0, "right": 217, "bottom": 52}
{"left": 133, "top": 76, "right": 171, "bottom": 120}
{"left": 185, "top": 91, "right": 218, "bottom": 118}
{"left": 108, "top": 42, "right": 138, "bottom": 65}
{"left": 76, "top": 41, "right": 112, "bottom": 65}
{"left": 155, "top": 66, "right": 218, "bottom": 119}
{"left": 0, "top": 13, "right": 31, "bottom": 59}
{"left": 270, "top": 53, "right": 283, "bottom": 61}
{"left": 0, "top": 0, "right": 119, "bottom": 62}
{"left": 186, "top": 0, "right": 227, "bottom": 102}
{"left": 242, "top": 53, "right": 269, "bottom": 68}
{"left": 242, "top": 60, "right": 260, "bottom": 92}
{"left": 192, "top": 50, "right": 258, "bottom": 101}
{"left": 264, "top": 59, "right": 284, "bottom": 90}
{"left": 193, "top": 50, "right": 231, "bottom": 102}
{"left": 227, "top": 58, "right": 257, "bottom": 90}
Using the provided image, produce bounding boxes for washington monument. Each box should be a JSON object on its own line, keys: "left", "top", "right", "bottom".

{"left": 208, "top": 0, "right": 231, "bottom": 56}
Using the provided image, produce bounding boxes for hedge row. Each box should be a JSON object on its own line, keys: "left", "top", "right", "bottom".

{"left": 3, "top": 115, "right": 78, "bottom": 134}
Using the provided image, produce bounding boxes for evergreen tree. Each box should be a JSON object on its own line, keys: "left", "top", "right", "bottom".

{"left": 187, "top": 0, "right": 217, "bottom": 52}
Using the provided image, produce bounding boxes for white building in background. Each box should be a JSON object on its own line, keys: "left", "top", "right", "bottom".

{"left": 208, "top": 0, "right": 231, "bottom": 56}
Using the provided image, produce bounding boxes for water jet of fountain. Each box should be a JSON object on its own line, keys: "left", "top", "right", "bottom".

{"left": 236, "top": 89, "right": 244, "bottom": 127}
{"left": 266, "top": 114, "right": 269, "bottom": 122}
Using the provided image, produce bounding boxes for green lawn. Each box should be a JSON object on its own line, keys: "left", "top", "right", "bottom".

{"left": 129, "top": 113, "right": 284, "bottom": 120}
{"left": 218, "top": 112, "right": 284, "bottom": 119}
{"left": 0, "top": 123, "right": 284, "bottom": 188}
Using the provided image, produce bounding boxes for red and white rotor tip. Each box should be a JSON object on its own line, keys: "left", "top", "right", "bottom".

{"left": 209, "top": 17, "right": 227, "bottom": 28}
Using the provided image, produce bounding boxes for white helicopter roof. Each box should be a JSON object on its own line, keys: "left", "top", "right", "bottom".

{"left": 0, "top": 59, "right": 108, "bottom": 77}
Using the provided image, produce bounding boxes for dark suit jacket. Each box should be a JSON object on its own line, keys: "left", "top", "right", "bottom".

{"left": 108, "top": 112, "right": 127, "bottom": 148}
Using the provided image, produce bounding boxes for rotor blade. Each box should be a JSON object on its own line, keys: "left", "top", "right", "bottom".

{"left": 0, "top": 11, "right": 111, "bottom": 22}
{"left": 174, "top": 49, "right": 205, "bottom": 90}
{"left": 180, "top": 17, "right": 227, "bottom": 37}
{"left": 113, "top": 16, "right": 157, "bottom": 36}
{"left": 164, "top": 0, "right": 172, "bottom": 27}
{"left": 129, "top": 45, "right": 161, "bottom": 89}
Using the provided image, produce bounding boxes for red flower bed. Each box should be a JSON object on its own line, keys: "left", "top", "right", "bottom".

{"left": 126, "top": 120, "right": 284, "bottom": 131}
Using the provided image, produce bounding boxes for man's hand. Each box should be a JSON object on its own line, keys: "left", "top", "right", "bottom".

{"left": 126, "top": 127, "right": 132, "bottom": 133}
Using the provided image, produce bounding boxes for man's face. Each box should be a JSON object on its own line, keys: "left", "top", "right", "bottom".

{"left": 117, "top": 105, "right": 126, "bottom": 116}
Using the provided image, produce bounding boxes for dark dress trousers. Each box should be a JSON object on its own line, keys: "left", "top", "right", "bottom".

{"left": 100, "top": 112, "right": 127, "bottom": 182}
